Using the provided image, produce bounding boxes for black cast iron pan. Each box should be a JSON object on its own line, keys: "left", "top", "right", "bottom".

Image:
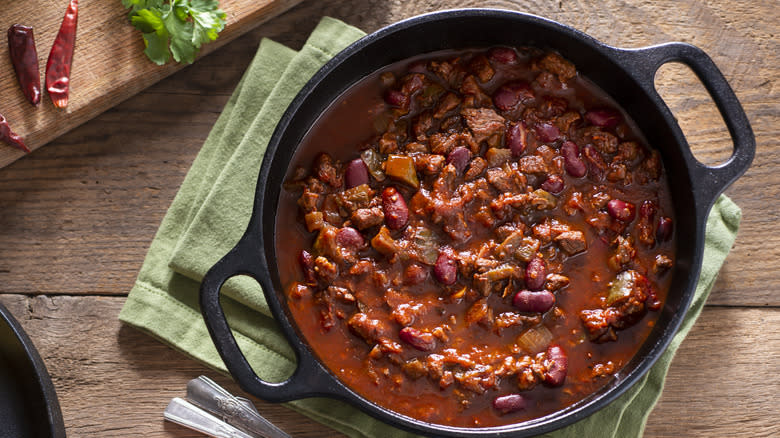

{"left": 0, "top": 302, "right": 65, "bottom": 438}
{"left": 200, "top": 9, "right": 755, "bottom": 437}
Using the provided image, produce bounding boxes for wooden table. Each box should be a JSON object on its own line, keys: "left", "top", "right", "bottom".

{"left": 0, "top": 1, "right": 777, "bottom": 437}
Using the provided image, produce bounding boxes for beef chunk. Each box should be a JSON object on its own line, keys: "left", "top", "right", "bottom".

{"left": 462, "top": 108, "right": 506, "bottom": 145}
{"left": 583, "top": 127, "right": 618, "bottom": 154}
{"left": 429, "top": 59, "right": 460, "bottom": 85}
{"left": 402, "top": 358, "right": 428, "bottom": 379}
{"left": 494, "top": 312, "right": 540, "bottom": 330}
{"left": 434, "top": 92, "right": 461, "bottom": 119}
{"left": 538, "top": 52, "right": 576, "bottom": 82}
{"left": 313, "top": 153, "right": 343, "bottom": 187}
{"left": 554, "top": 231, "right": 587, "bottom": 255}
{"left": 608, "top": 235, "right": 636, "bottom": 270}
{"left": 413, "top": 153, "right": 446, "bottom": 175}
{"left": 613, "top": 141, "right": 643, "bottom": 165}
{"left": 653, "top": 254, "right": 673, "bottom": 274}
{"left": 486, "top": 167, "right": 515, "bottom": 192}
{"left": 555, "top": 111, "right": 582, "bottom": 134}
{"left": 412, "top": 110, "right": 434, "bottom": 141}
{"left": 460, "top": 75, "right": 493, "bottom": 108}
{"left": 351, "top": 207, "right": 384, "bottom": 230}
{"left": 430, "top": 131, "right": 478, "bottom": 155}
{"left": 337, "top": 184, "right": 375, "bottom": 213}
{"left": 313, "top": 256, "right": 338, "bottom": 283}
{"left": 545, "top": 273, "right": 570, "bottom": 291}
{"left": 462, "top": 157, "right": 486, "bottom": 181}
{"left": 298, "top": 188, "right": 319, "bottom": 212}
{"left": 348, "top": 313, "right": 388, "bottom": 344}
{"left": 378, "top": 132, "right": 399, "bottom": 154}
{"left": 518, "top": 155, "right": 547, "bottom": 174}
{"left": 470, "top": 55, "right": 495, "bottom": 82}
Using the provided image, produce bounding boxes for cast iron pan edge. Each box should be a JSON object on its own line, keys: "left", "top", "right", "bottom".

{"left": 0, "top": 302, "right": 66, "bottom": 438}
{"left": 201, "top": 9, "right": 754, "bottom": 437}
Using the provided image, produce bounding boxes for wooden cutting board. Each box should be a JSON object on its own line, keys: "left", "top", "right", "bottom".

{"left": 0, "top": 0, "right": 302, "bottom": 168}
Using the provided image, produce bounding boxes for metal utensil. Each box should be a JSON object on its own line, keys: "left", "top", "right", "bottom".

{"left": 186, "top": 376, "right": 291, "bottom": 438}
{"left": 163, "top": 376, "right": 290, "bottom": 438}
{"left": 164, "top": 397, "right": 255, "bottom": 438}
{"left": 187, "top": 376, "right": 290, "bottom": 438}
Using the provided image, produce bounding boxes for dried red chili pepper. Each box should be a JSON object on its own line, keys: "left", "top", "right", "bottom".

{"left": 45, "top": 0, "right": 78, "bottom": 108}
{"left": 7, "top": 24, "right": 41, "bottom": 106}
{"left": 0, "top": 114, "right": 30, "bottom": 153}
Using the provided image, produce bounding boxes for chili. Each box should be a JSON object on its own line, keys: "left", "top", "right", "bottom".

{"left": 45, "top": 0, "right": 78, "bottom": 108}
{"left": 278, "top": 47, "right": 675, "bottom": 427}
{"left": 0, "top": 114, "right": 30, "bottom": 153}
{"left": 7, "top": 24, "right": 41, "bottom": 106}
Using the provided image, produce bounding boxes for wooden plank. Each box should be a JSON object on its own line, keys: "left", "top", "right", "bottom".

{"left": 0, "top": 294, "right": 776, "bottom": 437}
{"left": 0, "top": 0, "right": 302, "bottom": 168}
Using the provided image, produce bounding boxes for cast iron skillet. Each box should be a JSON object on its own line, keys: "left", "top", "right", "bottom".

{"left": 200, "top": 9, "right": 755, "bottom": 437}
{"left": 0, "top": 302, "right": 66, "bottom": 438}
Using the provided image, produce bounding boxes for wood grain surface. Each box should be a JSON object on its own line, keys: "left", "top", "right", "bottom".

{"left": 0, "top": 0, "right": 778, "bottom": 437}
{"left": 0, "top": 0, "right": 302, "bottom": 169}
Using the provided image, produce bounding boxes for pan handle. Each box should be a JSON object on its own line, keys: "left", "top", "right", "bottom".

{"left": 199, "top": 240, "right": 336, "bottom": 402}
{"left": 619, "top": 42, "right": 755, "bottom": 211}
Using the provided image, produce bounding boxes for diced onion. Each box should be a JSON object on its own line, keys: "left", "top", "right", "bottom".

{"left": 606, "top": 270, "right": 637, "bottom": 306}
{"left": 410, "top": 227, "right": 439, "bottom": 265}
{"left": 516, "top": 325, "right": 553, "bottom": 354}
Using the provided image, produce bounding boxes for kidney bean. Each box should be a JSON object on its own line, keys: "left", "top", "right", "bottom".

{"left": 607, "top": 199, "right": 636, "bottom": 222}
{"left": 488, "top": 47, "right": 518, "bottom": 64}
{"left": 492, "top": 394, "right": 527, "bottom": 414}
{"left": 433, "top": 250, "right": 457, "bottom": 285}
{"left": 446, "top": 146, "right": 471, "bottom": 174}
{"left": 384, "top": 89, "right": 408, "bottom": 108}
{"left": 585, "top": 108, "right": 622, "bottom": 129}
{"left": 345, "top": 158, "right": 370, "bottom": 188}
{"left": 657, "top": 216, "right": 673, "bottom": 241}
{"left": 298, "top": 250, "right": 316, "bottom": 284}
{"left": 543, "top": 345, "right": 568, "bottom": 386}
{"left": 561, "top": 141, "right": 586, "bottom": 178}
{"left": 525, "top": 257, "right": 547, "bottom": 291}
{"left": 582, "top": 144, "right": 606, "bottom": 180}
{"left": 337, "top": 227, "right": 365, "bottom": 249}
{"left": 506, "top": 121, "right": 529, "bottom": 157}
{"left": 493, "top": 80, "right": 534, "bottom": 111}
{"left": 535, "top": 122, "right": 560, "bottom": 143}
{"left": 382, "top": 187, "right": 409, "bottom": 230}
{"left": 540, "top": 174, "right": 564, "bottom": 194}
{"left": 512, "top": 290, "right": 555, "bottom": 313}
{"left": 399, "top": 327, "right": 436, "bottom": 351}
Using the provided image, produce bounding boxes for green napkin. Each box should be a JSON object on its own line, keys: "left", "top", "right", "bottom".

{"left": 119, "top": 17, "right": 742, "bottom": 438}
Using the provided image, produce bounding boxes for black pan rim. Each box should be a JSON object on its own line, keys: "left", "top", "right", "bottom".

{"left": 0, "top": 301, "right": 66, "bottom": 438}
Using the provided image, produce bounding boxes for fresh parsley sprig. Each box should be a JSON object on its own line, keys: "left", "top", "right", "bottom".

{"left": 122, "top": 0, "right": 227, "bottom": 65}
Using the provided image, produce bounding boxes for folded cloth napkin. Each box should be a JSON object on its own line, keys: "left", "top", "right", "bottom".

{"left": 119, "top": 16, "right": 742, "bottom": 438}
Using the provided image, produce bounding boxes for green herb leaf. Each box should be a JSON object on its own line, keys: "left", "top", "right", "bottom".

{"left": 123, "top": 0, "right": 227, "bottom": 65}
{"left": 142, "top": 31, "right": 170, "bottom": 65}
